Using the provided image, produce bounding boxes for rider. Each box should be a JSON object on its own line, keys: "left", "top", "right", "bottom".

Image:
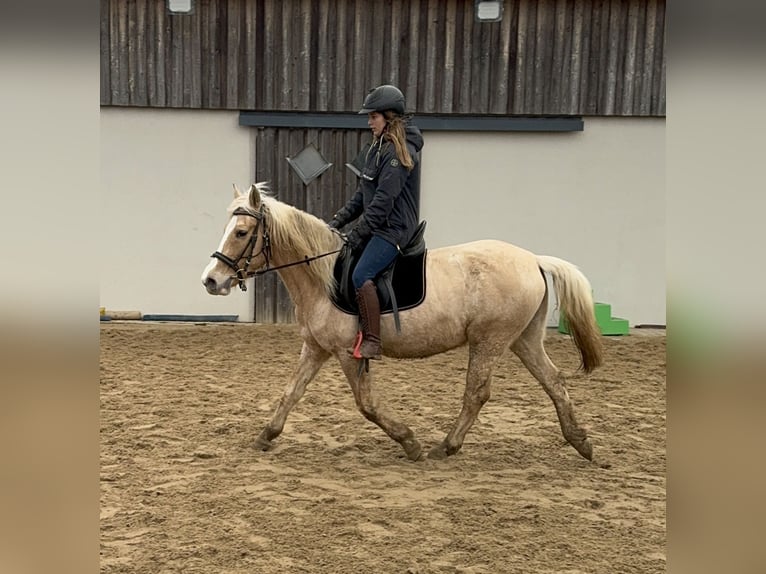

{"left": 329, "top": 85, "right": 424, "bottom": 360}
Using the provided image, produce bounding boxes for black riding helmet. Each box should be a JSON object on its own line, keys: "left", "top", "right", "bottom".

{"left": 358, "top": 85, "right": 406, "bottom": 115}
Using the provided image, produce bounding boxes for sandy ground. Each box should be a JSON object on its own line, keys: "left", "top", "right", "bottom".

{"left": 100, "top": 322, "right": 665, "bottom": 574}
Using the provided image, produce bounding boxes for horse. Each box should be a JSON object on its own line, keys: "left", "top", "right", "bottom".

{"left": 201, "top": 183, "right": 603, "bottom": 462}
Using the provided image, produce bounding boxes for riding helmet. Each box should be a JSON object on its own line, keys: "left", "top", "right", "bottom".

{"left": 358, "top": 85, "right": 406, "bottom": 115}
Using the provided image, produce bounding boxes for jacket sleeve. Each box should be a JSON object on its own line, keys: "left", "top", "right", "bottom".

{"left": 363, "top": 152, "right": 408, "bottom": 232}
{"left": 332, "top": 184, "right": 364, "bottom": 227}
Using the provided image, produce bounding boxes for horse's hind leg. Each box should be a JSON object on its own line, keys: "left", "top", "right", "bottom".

{"left": 511, "top": 319, "right": 593, "bottom": 460}
{"left": 338, "top": 355, "right": 422, "bottom": 461}
{"left": 428, "top": 339, "right": 505, "bottom": 459}
{"left": 254, "top": 340, "right": 330, "bottom": 451}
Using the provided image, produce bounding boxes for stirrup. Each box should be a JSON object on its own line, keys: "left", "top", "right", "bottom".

{"left": 348, "top": 331, "right": 381, "bottom": 361}
{"left": 354, "top": 339, "right": 382, "bottom": 360}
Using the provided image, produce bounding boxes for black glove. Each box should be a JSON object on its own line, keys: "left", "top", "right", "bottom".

{"left": 346, "top": 218, "right": 372, "bottom": 253}
{"left": 328, "top": 217, "right": 343, "bottom": 230}
{"left": 328, "top": 206, "right": 353, "bottom": 230}
{"left": 346, "top": 229, "right": 365, "bottom": 253}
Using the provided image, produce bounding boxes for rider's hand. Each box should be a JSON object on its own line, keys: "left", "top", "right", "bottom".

{"left": 346, "top": 217, "right": 372, "bottom": 253}
{"left": 327, "top": 217, "right": 343, "bottom": 230}
{"left": 346, "top": 228, "right": 365, "bottom": 253}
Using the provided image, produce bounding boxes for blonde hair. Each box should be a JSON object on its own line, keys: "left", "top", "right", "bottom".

{"left": 382, "top": 111, "right": 414, "bottom": 170}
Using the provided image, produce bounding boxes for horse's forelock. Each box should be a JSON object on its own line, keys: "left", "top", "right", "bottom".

{"left": 226, "top": 186, "right": 273, "bottom": 217}
{"left": 227, "top": 182, "right": 273, "bottom": 217}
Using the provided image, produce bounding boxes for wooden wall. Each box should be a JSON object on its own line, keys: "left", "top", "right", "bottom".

{"left": 101, "top": 0, "right": 666, "bottom": 116}
{"left": 250, "top": 126, "right": 367, "bottom": 323}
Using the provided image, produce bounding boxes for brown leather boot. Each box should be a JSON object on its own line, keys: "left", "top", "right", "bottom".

{"left": 353, "top": 280, "right": 382, "bottom": 360}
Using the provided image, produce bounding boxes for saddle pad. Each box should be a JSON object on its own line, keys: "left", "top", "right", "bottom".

{"left": 331, "top": 250, "right": 427, "bottom": 315}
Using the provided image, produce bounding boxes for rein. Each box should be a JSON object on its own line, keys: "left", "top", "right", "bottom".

{"left": 250, "top": 248, "right": 342, "bottom": 277}
{"left": 210, "top": 205, "right": 342, "bottom": 292}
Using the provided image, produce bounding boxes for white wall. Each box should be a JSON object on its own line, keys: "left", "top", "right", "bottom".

{"left": 100, "top": 108, "right": 254, "bottom": 320}
{"left": 101, "top": 110, "right": 664, "bottom": 326}
{"left": 419, "top": 117, "right": 665, "bottom": 326}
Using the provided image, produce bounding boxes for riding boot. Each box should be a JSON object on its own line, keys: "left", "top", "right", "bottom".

{"left": 353, "top": 280, "right": 382, "bottom": 360}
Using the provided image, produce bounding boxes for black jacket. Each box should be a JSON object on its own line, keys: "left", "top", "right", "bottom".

{"left": 336, "top": 125, "right": 424, "bottom": 249}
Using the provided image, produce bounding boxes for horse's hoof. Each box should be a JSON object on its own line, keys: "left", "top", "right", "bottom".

{"left": 427, "top": 443, "right": 449, "bottom": 460}
{"left": 402, "top": 438, "right": 423, "bottom": 461}
{"left": 571, "top": 437, "right": 593, "bottom": 460}
{"left": 254, "top": 434, "right": 274, "bottom": 451}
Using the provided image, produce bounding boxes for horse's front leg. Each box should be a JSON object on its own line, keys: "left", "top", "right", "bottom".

{"left": 254, "top": 340, "right": 330, "bottom": 451}
{"left": 338, "top": 355, "right": 422, "bottom": 461}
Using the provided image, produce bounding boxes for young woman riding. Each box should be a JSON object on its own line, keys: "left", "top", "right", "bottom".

{"left": 329, "top": 85, "right": 424, "bottom": 360}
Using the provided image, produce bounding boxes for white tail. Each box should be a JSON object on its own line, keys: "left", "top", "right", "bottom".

{"left": 537, "top": 255, "right": 603, "bottom": 373}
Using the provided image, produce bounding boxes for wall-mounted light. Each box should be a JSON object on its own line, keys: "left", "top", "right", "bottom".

{"left": 167, "top": 0, "right": 194, "bottom": 15}
{"left": 475, "top": 0, "right": 504, "bottom": 22}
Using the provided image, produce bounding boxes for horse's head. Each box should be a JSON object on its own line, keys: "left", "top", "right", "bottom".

{"left": 201, "top": 183, "right": 270, "bottom": 295}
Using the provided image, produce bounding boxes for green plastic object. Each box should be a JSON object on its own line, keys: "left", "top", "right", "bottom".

{"left": 558, "top": 302, "right": 629, "bottom": 336}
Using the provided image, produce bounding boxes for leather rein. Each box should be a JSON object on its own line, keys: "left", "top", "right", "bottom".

{"left": 210, "top": 205, "right": 342, "bottom": 292}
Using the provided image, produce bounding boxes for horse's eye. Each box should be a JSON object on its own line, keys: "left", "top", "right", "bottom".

{"left": 235, "top": 229, "right": 248, "bottom": 239}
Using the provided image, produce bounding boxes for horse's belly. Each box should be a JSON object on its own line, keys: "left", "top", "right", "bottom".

{"left": 381, "top": 317, "right": 467, "bottom": 358}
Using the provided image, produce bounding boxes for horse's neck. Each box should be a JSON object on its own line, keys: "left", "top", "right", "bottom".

{"left": 274, "top": 267, "right": 327, "bottom": 324}
{"left": 268, "top": 226, "right": 337, "bottom": 320}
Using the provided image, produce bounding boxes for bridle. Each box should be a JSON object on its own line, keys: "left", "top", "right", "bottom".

{"left": 210, "top": 205, "right": 270, "bottom": 291}
{"left": 209, "top": 204, "right": 342, "bottom": 292}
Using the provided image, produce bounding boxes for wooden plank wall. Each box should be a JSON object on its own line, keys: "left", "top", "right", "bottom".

{"left": 251, "top": 127, "right": 368, "bottom": 323}
{"left": 101, "top": 0, "right": 666, "bottom": 116}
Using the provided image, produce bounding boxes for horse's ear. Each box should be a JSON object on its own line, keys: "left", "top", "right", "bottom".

{"left": 232, "top": 183, "right": 242, "bottom": 198}
{"left": 248, "top": 183, "right": 261, "bottom": 210}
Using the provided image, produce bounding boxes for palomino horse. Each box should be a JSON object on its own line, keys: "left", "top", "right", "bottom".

{"left": 202, "top": 183, "right": 603, "bottom": 461}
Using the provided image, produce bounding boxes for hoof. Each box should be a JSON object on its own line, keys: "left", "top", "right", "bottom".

{"left": 563, "top": 425, "right": 593, "bottom": 461}
{"left": 427, "top": 443, "right": 449, "bottom": 460}
{"left": 254, "top": 433, "right": 274, "bottom": 451}
{"left": 402, "top": 438, "right": 423, "bottom": 461}
{"left": 571, "top": 437, "right": 593, "bottom": 460}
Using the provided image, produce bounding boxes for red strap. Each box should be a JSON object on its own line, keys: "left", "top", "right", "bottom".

{"left": 352, "top": 331, "right": 364, "bottom": 360}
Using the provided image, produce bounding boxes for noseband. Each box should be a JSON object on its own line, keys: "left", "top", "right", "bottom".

{"left": 210, "top": 205, "right": 270, "bottom": 291}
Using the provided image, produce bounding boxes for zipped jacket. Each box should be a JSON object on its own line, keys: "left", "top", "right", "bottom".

{"left": 335, "top": 125, "right": 424, "bottom": 249}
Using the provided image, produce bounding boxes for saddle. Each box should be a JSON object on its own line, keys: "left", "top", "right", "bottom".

{"left": 332, "top": 221, "right": 428, "bottom": 333}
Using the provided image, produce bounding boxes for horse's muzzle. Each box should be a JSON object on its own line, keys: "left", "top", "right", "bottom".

{"left": 203, "top": 275, "right": 232, "bottom": 296}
